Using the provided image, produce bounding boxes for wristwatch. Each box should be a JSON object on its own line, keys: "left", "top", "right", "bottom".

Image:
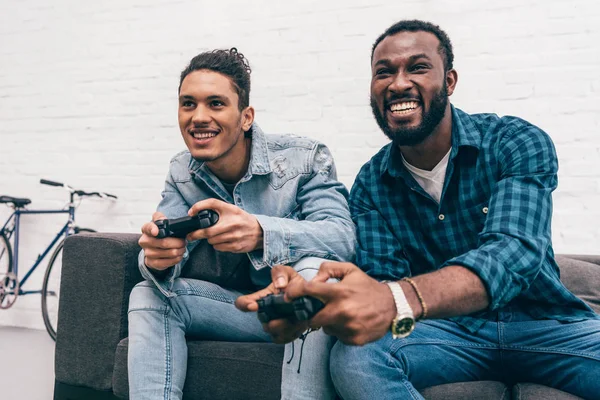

{"left": 386, "top": 282, "right": 415, "bottom": 338}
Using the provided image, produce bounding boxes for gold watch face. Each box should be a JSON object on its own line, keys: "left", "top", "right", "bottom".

{"left": 392, "top": 316, "right": 415, "bottom": 338}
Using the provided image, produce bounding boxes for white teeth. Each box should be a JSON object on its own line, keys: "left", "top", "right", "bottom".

{"left": 390, "top": 101, "right": 419, "bottom": 112}
{"left": 193, "top": 132, "right": 217, "bottom": 139}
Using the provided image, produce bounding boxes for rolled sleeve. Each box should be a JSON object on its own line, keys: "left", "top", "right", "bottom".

{"left": 248, "top": 143, "right": 356, "bottom": 269}
{"left": 444, "top": 124, "right": 558, "bottom": 310}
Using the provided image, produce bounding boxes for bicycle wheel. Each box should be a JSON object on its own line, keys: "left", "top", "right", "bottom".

{"left": 1, "top": 231, "right": 15, "bottom": 308}
{"left": 0, "top": 231, "right": 12, "bottom": 276}
{"left": 41, "top": 228, "right": 95, "bottom": 341}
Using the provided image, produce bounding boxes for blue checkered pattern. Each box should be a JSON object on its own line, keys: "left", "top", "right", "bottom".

{"left": 350, "top": 106, "right": 598, "bottom": 332}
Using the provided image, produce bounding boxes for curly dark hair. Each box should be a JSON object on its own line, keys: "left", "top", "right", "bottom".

{"left": 371, "top": 20, "right": 454, "bottom": 71}
{"left": 179, "top": 47, "right": 252, "bottom": 110}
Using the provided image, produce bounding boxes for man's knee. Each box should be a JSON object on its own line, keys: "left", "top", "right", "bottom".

{"left": 292, "top": 257, "right": 338, "bottom": 282}
{"left": 128, "top": 280, "right": 167, "bottom": 312}
{"left": 330, "top": 341, "right": 365, "bottom": 384}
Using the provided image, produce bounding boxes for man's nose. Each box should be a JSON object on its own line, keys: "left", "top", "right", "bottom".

{"left": 389, "top": 72, "right": 413, "bottom": 93}
{"left": 191, "top": 105, "right": 211, "bottom": 124}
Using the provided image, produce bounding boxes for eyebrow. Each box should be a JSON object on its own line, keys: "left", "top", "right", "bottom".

{"left": 178, "top": 94, "right": 230, "bottom": 102}
{"left": 374, "top": 53, "right": 432, "bottom": 67}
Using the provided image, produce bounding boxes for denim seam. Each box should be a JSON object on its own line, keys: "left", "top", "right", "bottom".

{"left": 171, "top": 288, "right": 236, "bottom": 304}
{"left": 387, "top": 342, "right": 422, "bottom": 400}
{"left": 390, "top": 339, "right": 498, "bottom": 353}
{"left": 385, "top": 349, "right": 424, "bottom": 400}
{"left": 499, "top": 345, "right": 600, "bottom": 361}
{"left": 163, "top": 306, "right": 172, "bottom": 400}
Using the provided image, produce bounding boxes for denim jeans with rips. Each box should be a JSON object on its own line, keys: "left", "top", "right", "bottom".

{"left": 128, "top": 257, "right": 335, "bottom": 400}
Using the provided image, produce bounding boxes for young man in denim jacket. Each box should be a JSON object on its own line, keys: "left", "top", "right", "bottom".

{"left": 127, "top": 48, "right": 355, "bottom": 400}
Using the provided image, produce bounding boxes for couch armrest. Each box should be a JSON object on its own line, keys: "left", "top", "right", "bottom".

{"left": 556, "top": 254, "right": 600, "bottom": 314}
{"left": 55, "top": 232, "right": 142, "bottom": 391}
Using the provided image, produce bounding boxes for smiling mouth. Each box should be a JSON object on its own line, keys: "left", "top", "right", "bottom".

{"left": 189, "top": 129, "right": 220, "bottom": 141}
{"left": 388, "top": 101, "right": 420, "bottom": 115}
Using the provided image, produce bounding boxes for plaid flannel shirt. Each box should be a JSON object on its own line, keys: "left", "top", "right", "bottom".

{"left": 350, "top": 106, "right": 597, "bottom": 333}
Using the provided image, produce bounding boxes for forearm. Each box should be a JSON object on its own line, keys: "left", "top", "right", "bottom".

{"left": 250, "top": 215, "right": 356, "bottom": 267}
{"left": 401, "top": 265, "right": 489, "bottom": 320}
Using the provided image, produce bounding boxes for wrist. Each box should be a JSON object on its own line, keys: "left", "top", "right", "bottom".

{"left": 399, "top": 281, "right": 423, "bottom": 319}
{"left": 382, "top": 282, "right": 399, "bottom": 322}
{"left": 385, "top": 281, "right": 416, "bottom": 338}
{"left": 145, "top": 259, "right": 172, "bottom": 279}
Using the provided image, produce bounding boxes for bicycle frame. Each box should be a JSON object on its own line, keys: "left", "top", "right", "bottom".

{"left": 1, "top": 203, "right": 75, "bottom": 295}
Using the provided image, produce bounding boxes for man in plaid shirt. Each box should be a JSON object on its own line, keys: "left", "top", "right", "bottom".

{"left": 238, "top": 20, "right": 600, "bottom": 399}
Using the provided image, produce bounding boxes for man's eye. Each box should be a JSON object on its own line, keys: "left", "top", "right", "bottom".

{"left": 211, "top": 100, "right": 225, "bottom": 107}
{"left": 182, "top": 101, "right": 195, "bottom": 108}
{"left": 411, "top": 64, "right": 429, "bottom": 72}
{"left": 375, "top": 68, "right": 391, "bottom": 76}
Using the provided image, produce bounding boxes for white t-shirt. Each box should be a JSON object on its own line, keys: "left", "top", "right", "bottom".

{"left": 402, "top": 148, "right": 452, "bottom": 204}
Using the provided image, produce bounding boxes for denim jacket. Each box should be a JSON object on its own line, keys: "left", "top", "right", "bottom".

{"left": 139, "top": 123, "right": 356, "bottom": 296}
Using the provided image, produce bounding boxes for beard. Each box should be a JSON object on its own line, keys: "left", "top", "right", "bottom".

{"left": 371, "top": 83, "right": 448, "bottom": 146}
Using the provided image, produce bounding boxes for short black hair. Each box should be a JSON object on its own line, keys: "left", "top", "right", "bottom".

{"left": 179, "top": 47, "right": 251, "bottom": 110}
{"left": 371, "top": 20, "right": 454, "bottom": 71}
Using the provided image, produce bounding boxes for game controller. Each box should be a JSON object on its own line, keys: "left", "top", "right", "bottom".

{"left": 257, "top": 293, "right": 325, "bottom": 323}
{"left": 155, "top": 209, "right": 219, "bottom": 239}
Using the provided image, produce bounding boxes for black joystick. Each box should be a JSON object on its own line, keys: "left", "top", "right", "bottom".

{"left": 155, "top": 209, "right": 219, "bottom": 239}
{"left": 257, "top": 293, "right": 324, "bottom": 323}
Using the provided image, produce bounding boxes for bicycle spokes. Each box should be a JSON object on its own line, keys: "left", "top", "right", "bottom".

{"left": 0, "top": 272, "right": 19, "bottom": 309}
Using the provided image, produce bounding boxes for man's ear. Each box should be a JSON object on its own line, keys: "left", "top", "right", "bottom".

{"left": 241, "top": 106, "right": 255, "bottom": 131}
{"left": 446, "top": 69, "right": 458, "bottom": 96}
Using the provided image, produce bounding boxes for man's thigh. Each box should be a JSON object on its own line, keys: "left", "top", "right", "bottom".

{"left": 392, "top": 319, "right": 502, "bottom": 389}
{"left": 130, "top": 278, "right": 270, "bottom": 342}
{"left": 331, "top": 319, "right": 501, "bottom": 394}
{"left": 502, "top": 318, "right": 600, "bottom": 399}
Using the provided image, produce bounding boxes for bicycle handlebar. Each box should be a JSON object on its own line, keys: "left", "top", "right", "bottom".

{"left": 40, "top": 179, "right": 118, "bottom": 200}
{"left": 75, "top": 190, "right": 118, "bottom": 199}
{"left": 40, "top": 179, "right": 64, "bottom": 187}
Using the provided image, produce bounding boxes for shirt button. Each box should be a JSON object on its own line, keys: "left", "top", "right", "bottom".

{"left": 438, "top": 214, "right": 445, "bottom": 221}
{"left": 482, "top": 207, "right": 489, "bottom": 214}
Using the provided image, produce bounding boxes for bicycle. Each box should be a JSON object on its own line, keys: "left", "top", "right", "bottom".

{"left": 0, "top": 179, "right": 117, "bottom": 340}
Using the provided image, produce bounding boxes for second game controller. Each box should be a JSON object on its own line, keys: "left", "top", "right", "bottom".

{"left": 256, "top": 293, "right": 324, "bottom": 323}
{"left": 155, "top": 209, "right": 219, "bottom": 239}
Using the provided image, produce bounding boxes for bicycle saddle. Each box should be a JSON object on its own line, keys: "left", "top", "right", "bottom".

{"left": 0, "top": 195, "right": 32, "bottom": 207}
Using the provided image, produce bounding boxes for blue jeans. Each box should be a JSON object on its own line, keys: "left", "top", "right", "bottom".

{"left": 128, "top": 257, "right": 335, "bottom": 400}
{"left": 330, "top": 309, "right": 600, "bottom": 400}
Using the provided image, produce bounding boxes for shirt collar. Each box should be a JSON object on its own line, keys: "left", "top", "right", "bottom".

{"left": 381, "top": 105, "right": 482, "bottom": 178}
{"left": 188, "top": 122, "right": 272, "bottom": 177}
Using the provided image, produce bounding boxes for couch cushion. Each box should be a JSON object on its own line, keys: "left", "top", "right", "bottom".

{"left": 512, "top": 383, "right": 583, "bottom": 400}
{"left": 113, "top": 338, "right": 285, "bottom": 400}
{"left": 421, "top": 381, "right": 509, "bottom": 400}
{"left": 555, "top": 255, "right": 600, "bottom": 314}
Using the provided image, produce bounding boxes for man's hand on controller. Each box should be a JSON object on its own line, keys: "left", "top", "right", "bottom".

{"left": 187, "top": 198, "right": 264, "bottom": 253}
{"left": 235, "top": 265, "right": 311, "bottom": 344}
{"left": 139, "top": 212, "right": 186, "bottom": 270}
{"left": 285, "top": 262, "right": 397, "bottom": 346}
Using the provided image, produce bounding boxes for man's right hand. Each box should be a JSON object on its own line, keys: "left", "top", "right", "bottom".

{"left": 235, "top": 265, "right": 311, "bottom": 344}
{"left": 286, "top": 262, "right": 398, "bottom": 346}
{"left": 138, "top": 212, "right": 186, "bottom": 270}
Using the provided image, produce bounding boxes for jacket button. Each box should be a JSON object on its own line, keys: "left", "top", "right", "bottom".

{"left": 438, "top": 214, "right": 445, "bottom": 221}
{"left": 482, "top": 207, "right": 489, "bottom": 214}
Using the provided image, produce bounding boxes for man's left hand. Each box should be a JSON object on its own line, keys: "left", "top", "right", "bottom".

{"left": 187, "top": 198, "right": 263, "bottom": 253}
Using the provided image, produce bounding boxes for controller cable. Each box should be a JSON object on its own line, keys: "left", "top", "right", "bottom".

{"left": 286, "top": 327, "right": 320, "bottom": 373}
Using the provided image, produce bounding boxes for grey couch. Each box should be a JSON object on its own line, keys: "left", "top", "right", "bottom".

{"left": 53, "top": 232, "right": 600, "bottom": 400}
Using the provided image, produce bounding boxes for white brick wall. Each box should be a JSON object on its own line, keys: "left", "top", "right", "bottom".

{"left": 1, "top": 0, "right": 599, "bottom": 329}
